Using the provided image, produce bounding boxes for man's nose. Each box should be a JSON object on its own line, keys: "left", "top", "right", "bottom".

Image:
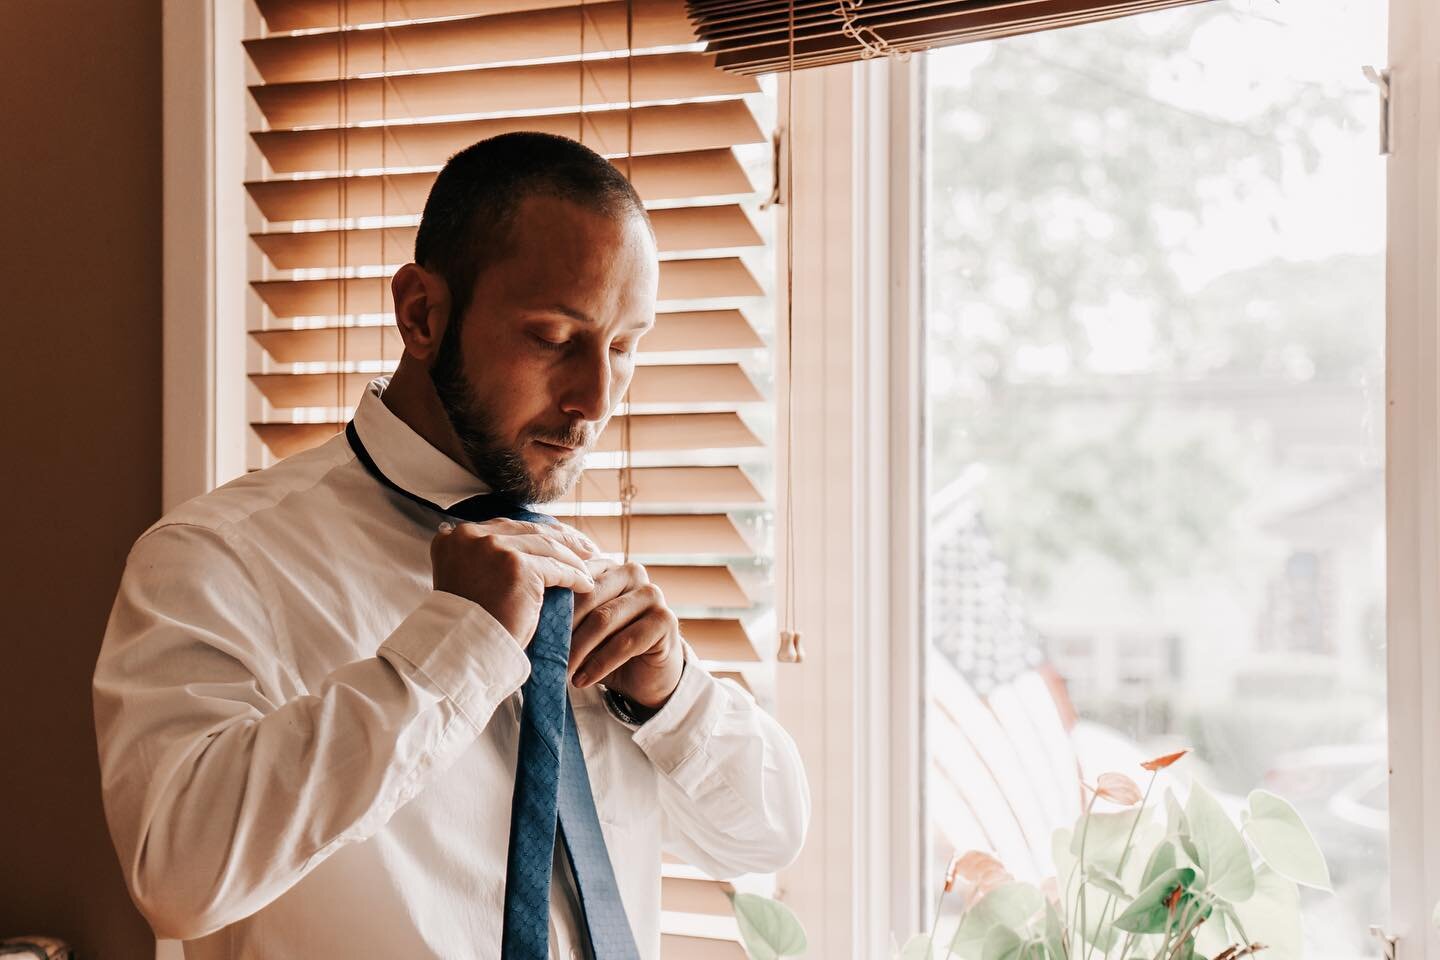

{"left": 558, "top": 348, "right": 612, "bottom": 423}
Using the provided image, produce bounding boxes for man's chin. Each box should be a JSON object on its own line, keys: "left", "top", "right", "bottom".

{"left": 522, "top": 453, "right": 585, "bottom": 504}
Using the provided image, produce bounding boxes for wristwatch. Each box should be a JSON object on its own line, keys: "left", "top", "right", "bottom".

{"left": 601, "top": 686, "right": 661, "bottom": 726}
{"left": 599, "top": 660, "right": 686, "bottom": 726}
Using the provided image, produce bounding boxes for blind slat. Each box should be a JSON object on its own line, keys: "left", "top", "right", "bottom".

{"left": 687, "top": 0, "right": 1213, "bottom": 74}
{"left": 249, "top": 362, "right": 761, "bottom": 408}
{"left": 561, "top": 464, "right": 764, "bottom": 505}
{"left": 252, "top": 99, "right": 764, "bottom": 174}
{"left": 592, "top": 412, "right": 762, "bottom": 451}
{"left": 251, "top": 309, "right": 761, "bottom": 364}
{"left": 256, "top": 0, "right": 579, "bottom": 33}
{"left": 661, "top": 877, "right": 735, "bottom": 915}
{"left": 659, "top": 935, "right": 748, "bottom": 960}
{"left": 251, "top": 411, "right": 762, "bottom": 460}
{"left": 246, "top": 0, "right": 696, "bottom": 84}
{"left": 250, "top": 257, "right": 762, "bottom": 316}
{"left": 569, "top": 514, "right": 755, "bottom": 556}
{"left": 251, "top": 308, "right": 761, "bottom": 364}
{"left": 645, "top": 565, "right": 750, "bottom": 607}
{"left": 245, "top": 149, "right": 756, "bottom": 221}
{"left": 251, "top": 325, "right": 403, "bottom": 363}
{"left": 250, "top": 204, "right": 761, "bottom": 270}
{"left": 674, "top": 617, "right": 762, "bottom": 660}
{"left": 251, "top": 52, "right": 758, "bottom": 129}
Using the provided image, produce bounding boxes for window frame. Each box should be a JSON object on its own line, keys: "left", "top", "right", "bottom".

{"left": 1382, "top": 0, "right": 1440, "bottom": 951}
{"left": 773, "top": 55, "right": 928, "bottom": 957}
{"left": 885, "top": 1, "right": 1438, "bottom": 954}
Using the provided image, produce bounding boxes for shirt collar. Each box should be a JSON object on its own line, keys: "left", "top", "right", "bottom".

{"left": 352, "top": 377, "right": 492, "bottom": 510}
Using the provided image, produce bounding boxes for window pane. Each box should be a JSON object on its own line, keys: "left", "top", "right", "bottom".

{"left": 922, "top": 2, "right": 1387, "bottom": 955}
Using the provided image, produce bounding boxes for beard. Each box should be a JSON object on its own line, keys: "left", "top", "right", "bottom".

{"left": 429, "top": 314, "right": 591, "bottom": 504}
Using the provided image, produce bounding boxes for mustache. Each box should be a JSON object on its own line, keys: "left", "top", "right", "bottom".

{"left": 531, "top": 423, "right": 594, "bottom": 449}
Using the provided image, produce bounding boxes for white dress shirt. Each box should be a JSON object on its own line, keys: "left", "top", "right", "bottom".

{"left": 93, "top": 380, "right": 810, "bottom": 959}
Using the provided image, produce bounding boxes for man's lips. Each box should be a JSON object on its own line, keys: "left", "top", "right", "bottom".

{"left": 533, "top": 438, "right": 585, "bottom": 453}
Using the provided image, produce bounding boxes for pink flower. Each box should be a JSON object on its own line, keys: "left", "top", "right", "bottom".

{"left": 1086, "top": 772, "right": 1143, "bottom": 806}
{"left": 946, "top": 850, "right": 1012, "bottom": 895}
{"left": 1141, "top": 749, "right": 1190, "bottom": 772}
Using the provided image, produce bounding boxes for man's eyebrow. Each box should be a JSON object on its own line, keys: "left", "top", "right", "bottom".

{"left": 535, "top": 304, "right": 594, "bottom": 324}
{"left": 532, "top": 306, "right": 654, "bottom": 332}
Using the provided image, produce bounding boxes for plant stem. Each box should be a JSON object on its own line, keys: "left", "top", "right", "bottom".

{"left": 1076, "top": 790, "right": 1099, "bottom": 958}
{"left": 1164, "top": 894, "right": 1211, "bottom": 960}
{"left": 928, "top": 881, "right": 949, "bottom": 960}
{"left": 1083, "top": 772, "right": 1159, "bottom": 960}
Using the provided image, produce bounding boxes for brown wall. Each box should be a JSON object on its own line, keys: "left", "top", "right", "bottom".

{"left": 0, "top": 2, "right": 162, "bottom": 958}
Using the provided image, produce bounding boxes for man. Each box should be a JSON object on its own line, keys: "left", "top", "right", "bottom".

{"left": 93, "top": 132, "right": 810, "bottom": 959}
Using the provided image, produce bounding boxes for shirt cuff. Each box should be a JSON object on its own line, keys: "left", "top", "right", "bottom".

{"left": 629, "top": 652, "right": 725, "bottom": 777}
{"left": 377, "top": 589, "right": 531, "bottom": 732}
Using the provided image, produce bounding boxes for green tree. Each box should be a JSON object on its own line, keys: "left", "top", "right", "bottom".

{"left": 926, "top": 2, "right": 1380, "bottom": 595}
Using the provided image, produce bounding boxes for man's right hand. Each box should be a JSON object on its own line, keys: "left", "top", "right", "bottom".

{"left": 431, "top": 519, "right": 598, "bottom": 645}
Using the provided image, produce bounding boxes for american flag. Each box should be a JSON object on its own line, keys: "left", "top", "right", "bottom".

{"left": 928, "top": 468, "right": 1084, "bottom": 883}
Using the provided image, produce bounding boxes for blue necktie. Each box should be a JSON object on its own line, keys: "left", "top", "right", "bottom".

{"left": 345, "top": 424, "right": 641, "bottom": 960}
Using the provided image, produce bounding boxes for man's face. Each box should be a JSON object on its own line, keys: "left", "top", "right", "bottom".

{"left": 430, "top": 193, "right": 658, "bottom": 503}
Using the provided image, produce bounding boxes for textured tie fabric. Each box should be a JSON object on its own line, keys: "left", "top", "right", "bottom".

{"left": 345, "top": 423, "right": 641, "bottom": 960}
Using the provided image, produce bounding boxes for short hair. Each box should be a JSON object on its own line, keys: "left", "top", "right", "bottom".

{"left": 414, "top": 131, "right": 649, "bottom": 323}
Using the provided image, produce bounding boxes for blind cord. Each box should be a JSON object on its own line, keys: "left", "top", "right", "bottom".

{"left": 619, "top": 0, "right": 636, "bottom": 564}
{"left": 777, "top": 0, "right": 803, "bottom": 664}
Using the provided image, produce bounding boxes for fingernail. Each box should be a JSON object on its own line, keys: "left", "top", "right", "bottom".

{"left": 438, "top": 521, "right": 454, "bottom": 534}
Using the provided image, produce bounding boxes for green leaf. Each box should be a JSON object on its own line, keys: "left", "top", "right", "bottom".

{"left": 1112, "top": 867, "right": 1196, "bottom": 934}
{"left": 950, "top": 884, "right": 1044, "bottom": 960}
{"left": 728, "top": 891, "right": 808, "bottom": 959}
{"left": 1043, "top": 901, "right": 1065, "bottom": 960}
{"left": 1165, "top": 790, "right": 1203, "bottom": 867}
{"left": 1141, "top": 840, "right": 1177, "bottom": 889}
{"left": 896, "top": 934, "right": 933, "bottom": 960}
{"left": 1243, "top": 790, "right": 1332, "bottom": 892}
{"left": 1070, "top": 811, "right": 1139, "bottom": 874}
{"left": 1194, "top": 900, "right": 1236, "bottom": 958}
{"left": 1186, "top": 783, "right": 1256, "bottom": 903}
{"left": 982, "top": 926, "right": 1025, "bottom": 960}
{"left": 1228, "top": 867, "right": 1302, "bottom": 960}
{"left": 1085, "top": 864, "right": 1130, "bottom": 900}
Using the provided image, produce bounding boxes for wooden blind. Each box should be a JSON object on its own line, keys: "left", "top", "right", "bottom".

{"left": 244, "top": 2, "right": 774, "bottom": 954}
{"left": 685, "top": 0, "right": 1216, "bottom": 74}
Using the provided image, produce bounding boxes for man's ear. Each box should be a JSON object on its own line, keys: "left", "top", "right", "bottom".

{"left": 391, "top": 263, "right": 451, "bottom": 362}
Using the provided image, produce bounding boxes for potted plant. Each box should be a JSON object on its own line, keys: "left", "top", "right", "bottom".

{"left": 728, "top": 750, "right": 1332, "bottom": 960}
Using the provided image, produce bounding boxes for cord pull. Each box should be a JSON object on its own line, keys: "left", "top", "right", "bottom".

{"left": 777, "top": 629, "right": 805, "bottom": 663}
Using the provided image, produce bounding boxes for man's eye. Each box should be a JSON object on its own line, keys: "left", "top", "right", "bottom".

{"left": 611, "top": 343, "right": 634, "bottom": 355}
{"left": 532, "top": 334, "right": 567, "bottom": 351}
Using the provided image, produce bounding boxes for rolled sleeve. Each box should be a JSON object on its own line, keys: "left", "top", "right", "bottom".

{"left": 378, "top": 590, "right": 531, "bottom": 733}
{"left": 629, "top": 656, "right": 724, "bottom": 779}
{"left": 628, "top": 653, "right": 811, "bottom": 878}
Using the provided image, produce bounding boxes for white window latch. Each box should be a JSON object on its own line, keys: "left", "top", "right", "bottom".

{"left": 1362, "top": 65, "right": 1392, "bottom": 156}
{"left": 1369, "top": 924, "right": 1397, "bottom": 960}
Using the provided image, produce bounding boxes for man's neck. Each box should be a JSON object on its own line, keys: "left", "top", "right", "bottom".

{"left": 381, "top": 358, "right": 475, "bottom": 477}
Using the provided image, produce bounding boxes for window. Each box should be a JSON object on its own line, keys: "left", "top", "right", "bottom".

{"left": 167, "top": 0, "right": 1440, "bottom": 955}
{"left": 922, "top": 1, "right": 1388, "bottom": 954}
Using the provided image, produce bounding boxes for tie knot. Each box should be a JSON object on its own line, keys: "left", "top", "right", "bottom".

{"left": 447, "top": 493, "right": 553, "bottom": 528}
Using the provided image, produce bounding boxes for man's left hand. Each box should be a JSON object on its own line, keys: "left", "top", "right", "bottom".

{"left": 569, "top": 559, "right": 684, "bottom": 709}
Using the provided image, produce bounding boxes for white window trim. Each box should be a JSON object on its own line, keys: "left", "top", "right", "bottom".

{"left": 1384, "top": 0, "right": 1440, "bottom": 952}
{"left": 774, "top": 55, "right": 928, "bottom": 957}
{"left": 162, "top": 0, "right": 246, "bottom": 512}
